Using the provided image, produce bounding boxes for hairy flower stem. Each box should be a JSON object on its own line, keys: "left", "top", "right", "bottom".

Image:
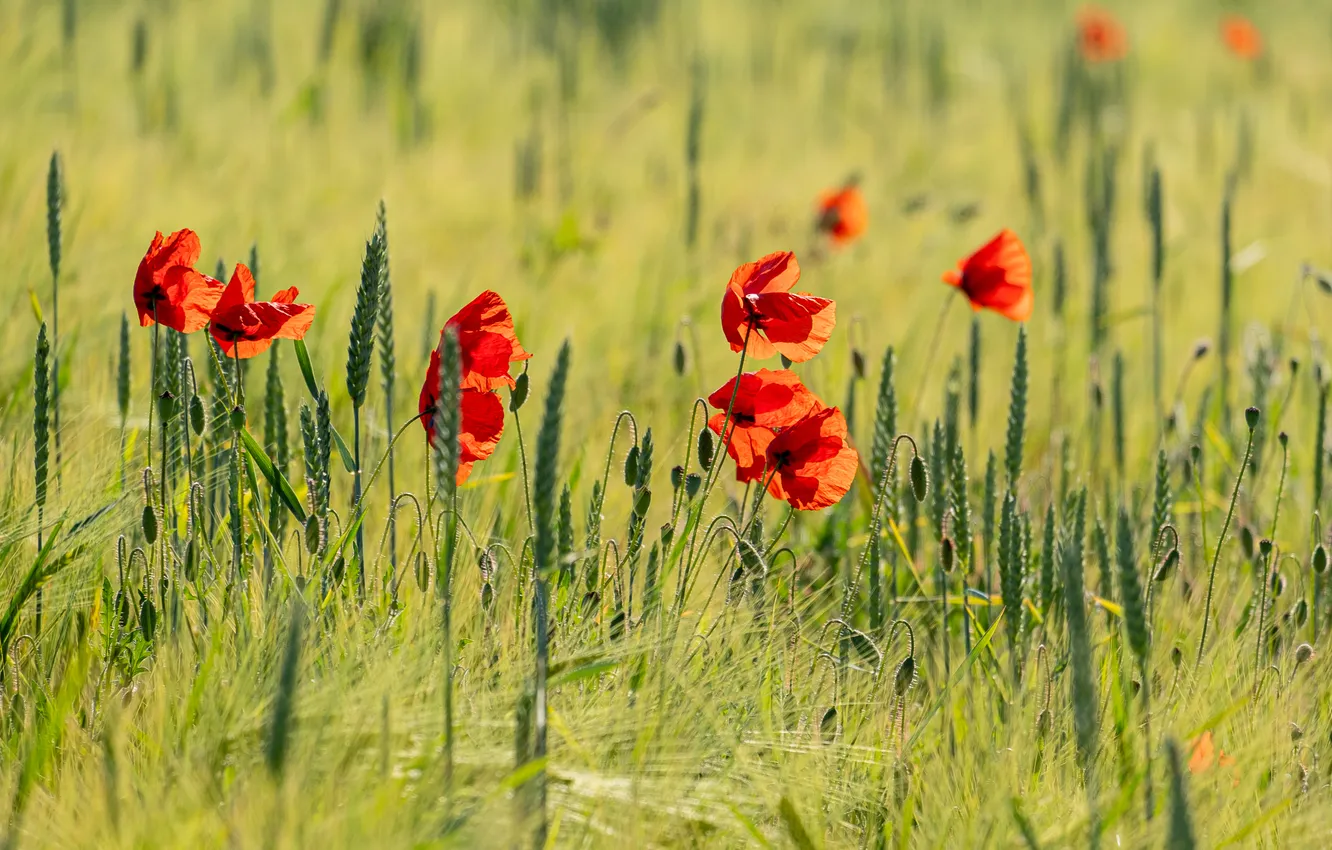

{"left": 1195, "top": 421, "right": 1256, "bottom": 667}
{"left": 512, "top": 401, "right": 535, "bottom": 531}
{"left": 232, "top": 346, "right": 245, "bottom": 578}
{"left": 913, "top": 290, "right": 957, "bottom": 414}
{"left": 680, "top": 322, "right": 753, "bottom": 591}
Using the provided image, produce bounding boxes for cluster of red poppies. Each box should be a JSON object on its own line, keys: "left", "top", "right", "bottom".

{"left": 134, "top": 214, "right": 1036, "bottom": 509}
{"left": 132, "top": 229, "right": 316, "bottom": 358}
{"left": 704, "top": 226, "right": 1037, "bottom": 511}
{"left": 707, "top": 250, "right": 859, "bottom": 511}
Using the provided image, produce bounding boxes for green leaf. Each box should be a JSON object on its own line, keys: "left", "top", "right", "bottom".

{"left": 292, "top": 340, "right": 356, "bottom": 473}
{"left": 904, "top": 611, "right": 1004, "bottom": 754}
{"left": 293, "top": 340, "right": 320, "bottom": 400}
{"left": 240, "top": 429, "right": 307, "bottom": 524}
{"left": 549, "top": 657, "right": 619, "bottom": 688}
{"left": 778, "top": 796, "right": 819, "bottom": 850}
{"left": 330, "top": 427, "right": 356, "bottom": 473}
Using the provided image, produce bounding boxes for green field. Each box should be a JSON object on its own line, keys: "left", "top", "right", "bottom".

{"left": 1, "top": 0, "right": 1330, "bottom": 846}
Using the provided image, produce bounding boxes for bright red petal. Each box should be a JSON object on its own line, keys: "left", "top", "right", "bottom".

{"left": 958, "top": 230, "right": 1033, "bottom": 321}
{"left": 749, "top": 292, "right": 836, "bottom": 363}
{"left": 766, "top": 407, "right": 858, "bottom": 511}
{"left": 729, "top": 251, "right": 801, "bottom": 297}
{"left": 706, "top": 369, "right": 821, "bottom": 428}
{"left": 708, "top": 413, "right": 775, "bottom": 484}
{"left": 444, "top": 291, "right": 531, "bottom": 391}
{"left": 460, "top": 389, "right": 505, "bottom": 464}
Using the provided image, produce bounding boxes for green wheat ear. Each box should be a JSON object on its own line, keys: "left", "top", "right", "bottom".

{"left": 346, "top": 225, "right": 384, "bottom": 409}
{"left": 432, "top": 328, "right": 461, "bottom": 500}
{"left": 967, "top": 317, "right": 980, "bottom": 431}
{"left": 997, "top": 490, "right": 1021, "bottom": 686}
{"left": 1004, "top": 325, "right": 1028, "bottom": 490}
{"left": 683, "top": 54, "right": 705, "bottom": 250}
{"left": 1165, "top": 739, "right": 1198, "bottom": 850}
{"left": 1038, "top": 501, "right": 1056, "bottom": 614}
{"left": 1117, "top": 506, "right": 1148, "bottom": 664}
{"left": 1060, "top": 489, "right": 1098, "bottom": 836}
{"left": 534, "top": 341, "right": 572, "bottom": 578}
{"left": 1152, "top": 449, "right": 1173, "bottom": 551}
{"left": 265, "top": 604, "right": 304, "bottom": 779}
{"left": 33, "top": 323, "right": 51, "bottom": 511}
{"left": 948, "top": 443, "right": 972, "bottom": 569}
{"left": 870, "top": 346, "right": 898, "bottom": 489}
{"left": 118, "top": 312, "right": 131, "bottom": 426}
{"left": 375, "top": 201, "right": 394, "bottom": 395}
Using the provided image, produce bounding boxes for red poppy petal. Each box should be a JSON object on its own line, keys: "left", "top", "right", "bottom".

{"left": 729, "top": 251, "right": 801, "bottom": 297}
{"left": 750, "top": 292, "right": 836, "bottom": 363}
{"left": 460, "top": 390, "right": 505, "bottom": 464}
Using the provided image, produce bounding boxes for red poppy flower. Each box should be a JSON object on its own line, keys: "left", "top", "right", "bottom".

{"left": 706, "top": 369, "right": 823, "bottom": 483}
{"left": 816, "top": 185, "right": 868, "bottom": 247}
{"left": 763, "top": 407, "right": 859, "bottom": 511}
{"left": 418, "top": 349, "right": 506, "bottom": 485}
{"left": 942, "top": 229, "right": 1034, "bottom": 322}
{"left": 208, "top": 264, "right": 316, "bottom": 359}
{"left": 133, "top": 229, "right": 227, "bottom": 334}
{"left": 720, "top": 251, "right": 836, "bottom": 363}
{"left": 1221, "top": 15, "right": 1262, "bottom": 60}
{"left": 439, "top": 290, "right": 532, "bottom": 391}
{"left": 1077, "top": 6, "right": 1127, "bottom": 63}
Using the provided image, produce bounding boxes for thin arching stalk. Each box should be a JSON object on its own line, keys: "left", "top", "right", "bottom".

{"left": 1196, "top": 417, "right": 1257, "bottom": 667}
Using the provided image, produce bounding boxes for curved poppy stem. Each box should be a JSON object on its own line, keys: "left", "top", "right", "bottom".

{"left": 511, "top": 365, "right": 535, "bottom": 533}
{"left": 679, "top": 322, "right": 754, "bottom": 599}
{"left": 912, "top": 290, "right": 957, "bottom": 414}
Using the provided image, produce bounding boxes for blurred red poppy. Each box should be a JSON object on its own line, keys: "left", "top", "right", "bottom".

{"left": 133, "top": 229, "right": 226, "bottom": 334}
{"left": 707, "top": 369, "right": 823, "bottom": 483}
{"left": 440, "top": 290, "right": 532, "bottom": 391}
{"left": 816, "top": 185, "right": 868, "bottom": 247}
{"left": 1077, "top": 6, "right": 1127, "bottom": 63}
{"left": 942, "top": 229, "right": 1034, "bottom": 322}
{"left": 1221, "top": 15, "right": 1262, "bottom": 60}
{"left": 208, "top": 264, "right": 316, "bottom": 359}
{"left": 720, "top": 251, "right": 836, "bottom": 363}
{"left": 764, "top": 406, "right": 859, "bottom": 510}
{"left": 418, "top": 349, "right": 506, "bottom": 485}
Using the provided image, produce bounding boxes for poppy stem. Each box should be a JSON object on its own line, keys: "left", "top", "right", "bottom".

{"left": 233, "top": 345, "right": 244, "bottom": 577}
{"left": 680, "top": 322, "right": 754, "bottom": 590}
{"left": 148, "top": 305, "right": 158, "bottom": 474}
{"left": 512, "top": 391, "right": 535, "bottom": 532}
{"left": 913, "top": 291, "right": 957, "bottom": 414}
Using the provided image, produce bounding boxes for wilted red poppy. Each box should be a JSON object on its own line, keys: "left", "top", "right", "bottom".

{"left": 720, "top": 251, "right": 836, "bottom": 363}
{"left": 1077, "top": 6, "right": 1127, "bottom": 63}
{"left": 1221, "top": 15, "right": 1262, "bottom": 60}
{"left": 208, "top": 264, "right": 316, "bottom": 359}
{"left": 942, "top": 229, "right": 1034, "bottom": 322}
{"left": 418, "top": 349, "right": 506, "bottom": 485}
{"left": 439, "top": 290, "right": 532, "bottom": 391}
{"left": 763, "top": 406, "right": 859, "bottom": 511}
{"left": 707, "top": 369, "right": 823, "bottom": 483}
{"left": 816, "top": 185, "right": 868, "bottom": 248}
{"left": 133, "top": 229, "right": 226, "bottom": 334}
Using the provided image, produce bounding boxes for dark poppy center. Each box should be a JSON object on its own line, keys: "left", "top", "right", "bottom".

{"left": 771, "top": 449, "right": 792, "bottom": 470}
{"left": 213, "top": 322, "right": 247, "bottom": 342}
{"left": 142, "top": 284, "right": 167, "bottom": 304}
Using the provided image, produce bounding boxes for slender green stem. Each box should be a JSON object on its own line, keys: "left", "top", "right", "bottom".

{"left": 913, "top": 290, "right": 956, "bottom": 414}
{"left": 353, "top": 404, "right": 365, "bottom": 598}
{"left": 512, "top": 399, "right": 535, "bottom": 532}
{"left": 1196, "top": 425, "right": 1256, "bottom": 667}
